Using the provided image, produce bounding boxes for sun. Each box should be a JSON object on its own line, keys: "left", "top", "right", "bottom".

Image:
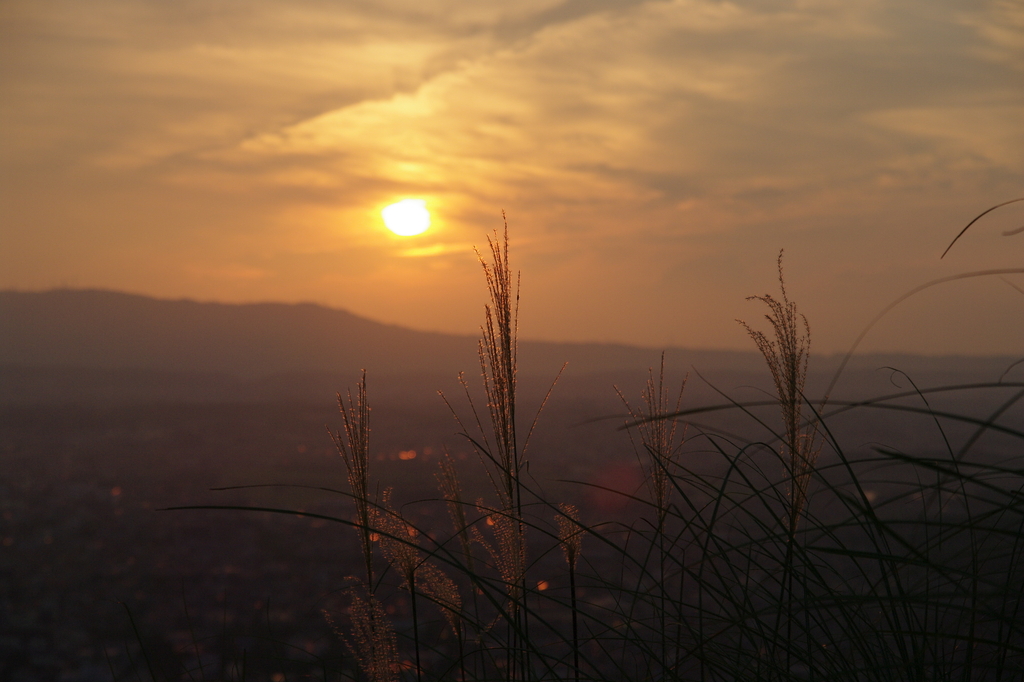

{"left": 381, "top": 199, "right": 431, "bottom": 236}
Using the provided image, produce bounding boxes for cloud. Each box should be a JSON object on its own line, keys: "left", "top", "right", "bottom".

{"left": 2, "top": 0, "right": 1022, "bottom": 353}
{"left": 232, "top": 0, "right": 1022, "bottom": 212}
{"left": 863, "top": 105, "right": 1024, "bottom": 168}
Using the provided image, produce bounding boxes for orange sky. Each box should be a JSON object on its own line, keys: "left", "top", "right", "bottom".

{"left": 1, "top": 0, "right": 1022, "bottom": 355}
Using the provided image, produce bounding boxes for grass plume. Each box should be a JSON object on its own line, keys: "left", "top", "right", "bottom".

{"left": 617, "top": 354, "right": 687, "bottom": 531}
{"left": 738, "top": 249, "right": 819, "bottom": 534}
{"left": 345, "top": 589, "right": 400, "bottom": 682}
{"left": 331, "top": 371, "right": 376, "bottom": 588}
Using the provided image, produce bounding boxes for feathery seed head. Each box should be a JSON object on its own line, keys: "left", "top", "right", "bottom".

{"left": 556, "top": 503, "right": 585, "bottom": 570}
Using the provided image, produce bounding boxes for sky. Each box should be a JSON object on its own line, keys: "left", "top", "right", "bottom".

{"left": 1, "top": 0, "right": 1022, "bottom": 356}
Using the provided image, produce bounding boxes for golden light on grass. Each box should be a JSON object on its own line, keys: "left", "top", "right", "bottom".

{"left": 382, "top": 199, "right": 430, "bottom": 236}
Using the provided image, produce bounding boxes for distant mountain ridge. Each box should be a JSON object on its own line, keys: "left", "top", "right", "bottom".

{"left": 1, "top": 289, "right": 479, "bottom": 377}
{"left": 0, "top": 289, "right": 768, "bottom": 378}
{"left": 1, "top": 289, "right": 1016, "bottom": 404}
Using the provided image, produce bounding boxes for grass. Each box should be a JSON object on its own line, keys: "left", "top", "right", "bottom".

{"left": 159, "top": 205, "right": 1024, "bottom": 682}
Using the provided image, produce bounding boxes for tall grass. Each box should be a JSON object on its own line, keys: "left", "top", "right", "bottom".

{"left": 327, "top": 230, "right": 1022, "bottom": 682}
{"left": 168, "top": 207, "right": 1024, "bottom": 682}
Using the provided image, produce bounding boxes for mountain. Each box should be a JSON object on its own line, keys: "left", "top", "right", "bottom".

{"left": 1, "top": 289, "right": 1016, "bottom": 404}
{"left": 0, "top": 289, "right": 765, "bottom": 377}
{"left": 1, "top": 289, "right": 477, "bottom": 377}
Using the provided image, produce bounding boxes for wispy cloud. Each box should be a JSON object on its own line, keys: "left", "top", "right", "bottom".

{"left": 2, "top": 0, "right": 1021, "bottom": 353}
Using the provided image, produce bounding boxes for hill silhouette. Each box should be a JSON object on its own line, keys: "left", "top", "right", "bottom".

{"left": 1, "top": 289, "right": 1015, "bottom": 404}
{"left": 0, "top": 289, "right": 767, "bottom": 377}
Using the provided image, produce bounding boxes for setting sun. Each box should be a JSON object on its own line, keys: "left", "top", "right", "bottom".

{"left": 381, "top": 199, "right": 431, "bottom": 236}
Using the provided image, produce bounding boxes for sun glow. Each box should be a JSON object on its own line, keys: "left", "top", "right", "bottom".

{"left": 382, "top": 199, "right": 431, "bottom": 236}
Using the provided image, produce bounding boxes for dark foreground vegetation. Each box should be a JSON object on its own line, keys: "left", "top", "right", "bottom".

{"left": 4, "top": 214, "right": 1023, "bottom": 681}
